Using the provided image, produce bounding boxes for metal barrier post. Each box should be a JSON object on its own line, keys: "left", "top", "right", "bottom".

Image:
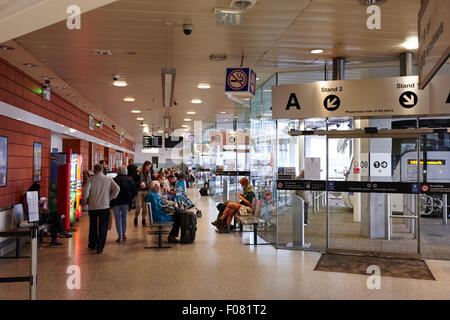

{"left": 385, "top": 194, "right": 391, "bottom": 240}
{"left": 30, "top": 226, "right": 37, "bottom": 300}
{"left": 443, "top": 194, "right": 448, "bottom": 225}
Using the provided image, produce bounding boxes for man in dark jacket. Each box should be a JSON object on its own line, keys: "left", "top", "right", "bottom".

{"left": 111, "top": 165, "right": 137, "bottom": 242}
{"left": 127, "top": 158, "right": 137, "bottom": 178}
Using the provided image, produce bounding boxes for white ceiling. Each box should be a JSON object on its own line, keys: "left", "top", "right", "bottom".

{"left": 1, "top": 0, "right": 424, "bottom": 140}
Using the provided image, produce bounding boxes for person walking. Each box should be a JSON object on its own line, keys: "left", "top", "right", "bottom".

{"left": 133, "top": 160, "right": 152, "bottom": 226}
{"left": 127, "top": 158, "right": 137, "bottom": 178}
{"left": 111, "top": 165, "right": 137, "bottom": 242}
{"left": 82, "top": 164, "right": 120, "bottom": 254}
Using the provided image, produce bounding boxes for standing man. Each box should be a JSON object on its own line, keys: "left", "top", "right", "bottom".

{"left": 127, "top": 158, "right": 137, "bottom": 178}
{"left": 82, "top": 164, "right": 120, "bottom": 254}
{"left": 99, "top": 160, "right": 108, "bottom": 175}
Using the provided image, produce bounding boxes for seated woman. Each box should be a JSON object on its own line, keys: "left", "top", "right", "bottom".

{"left": 145, "top": 181, "right": 181, "bottom": 243}
{"left": 212, "top": 177, "right": 255, "bottom": 233}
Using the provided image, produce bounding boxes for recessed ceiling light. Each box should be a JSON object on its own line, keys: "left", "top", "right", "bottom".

{"left": 209, "top": 54, "right": 227, "bottom": 61}
{"left": 124, "top": 97, "right": 135, "bottom": 102}
{"left": 136, "top": 117, "right": 144, "bottom": 121}
{"left": 244, "top": 98, "right": 250, "bottom": 101}
{"left": 42, "top": 76, "right": 53, "bottom": 80}
{"left": 157, "top": 130, "right": 164, "bottom": 133}
{"left": 197, "top": 83, "right": 211, "bottom": 89}
{"left": 187, "top": 111, "right": 196, "bottom": 115}
{"left": 256, "top": 77, "right": 260, "bottom": 80}
{"left": 310, "top": 49, "right": 324, "bottom": 54}
{"left": 402, "top": 37, "right": 419, "bottom": 50}
{"left": 76, "top": 100, "right": 83, "bottom": 104}
{"left": 182, "top": 125, "right": 189, "bottom": 128}
{"left": 0, "top": 45, "right": 14, "bottom": 50}
{"left": 263, "top": 89, "right": 272, "bottom": 92}
{"left": 56, "top": 86, "right": 66, "bottom": 89}
{"left": 131, "top": 110, "right": 141, "bottom": 113}
{"left": 184, "top": 118, "right": 192, "bottom": 122}
{"left": 220, "top": 111, "right": 227, "bottom": 114}
{"left": 113, "top": 80, "right": 128, "bottom": 87}
{"left": 191, "top": 99, "right": 202, "bottom": 104}
{"left": 23, "top": 63, "right": 37, "bottom": 67}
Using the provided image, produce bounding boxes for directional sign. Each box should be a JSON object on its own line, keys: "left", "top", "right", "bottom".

{"left": 370, "top": 153, "right": 391, "bottom": 177}
{"left": 323, "top": 94, "right": 340, "bottom": 111}
{"left": 399, "top": 91, "right": 418, "bottom": 108}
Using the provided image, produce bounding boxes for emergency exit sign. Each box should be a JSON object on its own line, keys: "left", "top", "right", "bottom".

{"left": 215, "top": 9, "right": 244, "bottom": 26}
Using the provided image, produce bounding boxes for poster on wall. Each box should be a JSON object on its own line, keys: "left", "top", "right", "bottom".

{"left": 95, "top": 152, "right": 98, "bottom": 166}
{"left": 33, "top": 142, "right": 42, "bottom": 182}
{"left": 0, "top": 136, "right": 7, "bottom": 187}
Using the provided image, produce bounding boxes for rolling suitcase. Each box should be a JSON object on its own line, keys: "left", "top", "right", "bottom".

{"left": 180, "top": 210, "right": 197, "bottom": 243}
{"left": 199, "top": 187, "right": 208, "bottom": 196}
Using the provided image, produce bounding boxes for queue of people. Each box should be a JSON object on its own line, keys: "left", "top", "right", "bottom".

{"left": 81, "top": 160, "right": 196, "bottom": 252}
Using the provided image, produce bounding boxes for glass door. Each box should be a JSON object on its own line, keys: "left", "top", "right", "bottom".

{"left": 419, "top": 132, "right": 450, "bottom": 260}
{"left": 327, "top": 134, "right": 420, "bottom": 257}
{"left": 275, "top": 119, "right": 327, "bottom": 251}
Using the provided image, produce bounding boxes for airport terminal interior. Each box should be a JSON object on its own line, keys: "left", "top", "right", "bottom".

{"left": 0, "top": 0, "right": 449, "bottom": 301}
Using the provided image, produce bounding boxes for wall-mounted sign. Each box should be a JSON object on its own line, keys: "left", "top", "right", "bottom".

{"left": 0, "top": 136, "right": 7, "bottom": 187}
{"left": 33, "top": 142, "right": 42, "bottom": 182}
{"left": 272, "top": 74, "right": 449, "bottom": 119}
{"left": 418, "top": 0, "right": 450, "bottom": 89}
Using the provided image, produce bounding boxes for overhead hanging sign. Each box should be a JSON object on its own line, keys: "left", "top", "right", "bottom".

{"left": 272, "top": 74, "right": 450, "bottom": 119}
{"left": 215, "top": 10, "right": 244, "bottom": 26}
{"left": 225, "top": 68, "right": 256, "bottom": 97}
{"left": 418, "top": 0, "right": 450, "bottom": 89}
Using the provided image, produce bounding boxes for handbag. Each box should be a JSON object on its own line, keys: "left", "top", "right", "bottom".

{"left": 159, "top": 199, "right": 176, "bottom": 215}
{"left": 238, "top": 205, "right": 252, "bottom": 216}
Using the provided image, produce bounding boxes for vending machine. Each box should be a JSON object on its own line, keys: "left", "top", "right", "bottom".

{"left": 69, "top": 153, "right": 83, "bottom": 224}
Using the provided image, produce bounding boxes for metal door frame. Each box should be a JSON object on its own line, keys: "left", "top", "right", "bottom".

{"left": 287, "top": 127, "right": 450, "bottom": 257}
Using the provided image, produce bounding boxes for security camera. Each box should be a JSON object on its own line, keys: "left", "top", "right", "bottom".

{"left": 113, "top": 75, "right": 120, "bottom": 81}
{"left": 183, "top": 24, "right": 193, "bottom": 35}
{"left": 173, "top": 100, "right": 179, "bottom": 106}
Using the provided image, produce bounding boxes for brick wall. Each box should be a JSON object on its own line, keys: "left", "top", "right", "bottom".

{"left": 0, "top": 57, "right": 134, "bottom": 151}
{"left": 0, "top": 115, "right": 50, "bottom": 209}
{"left": 62, "top": 139, "right": 89, "bottom": 173}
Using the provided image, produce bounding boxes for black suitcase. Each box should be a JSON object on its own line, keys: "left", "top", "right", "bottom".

{"left": 199, "top": 187, "right": 208, "bottom": 196}
{"left": 180, "top": 210, "right": 197, "bottom": 243}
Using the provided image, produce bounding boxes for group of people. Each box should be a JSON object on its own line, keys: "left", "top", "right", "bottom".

{"left": 82, "top": 159, "right": 197, "bottom": 253}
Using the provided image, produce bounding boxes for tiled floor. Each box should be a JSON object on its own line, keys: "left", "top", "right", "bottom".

{"left": 0, "top": 189, "right": 449, "bottom": 300}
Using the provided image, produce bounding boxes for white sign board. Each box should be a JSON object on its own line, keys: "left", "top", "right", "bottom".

{"left": 26, "top": 191, "right": 39, "bottom": 223}
{"left": 210, "top": 131, "right": 225, "bottom": 146}
{"left": 418, "top": 0, "right": 450, "bottom": 89}
{"left": 305, "top": 157, "right": 321, "bottom": 180}
{"left": 272, "top": 74, "right": 449, "bottom": 120}
{"left": 370, "top": 153, "right": 391, "bottom": 177}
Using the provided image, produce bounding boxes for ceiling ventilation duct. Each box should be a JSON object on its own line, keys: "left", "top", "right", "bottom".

{"left": 230, "top": 0, "right": 257, "bottom": 10}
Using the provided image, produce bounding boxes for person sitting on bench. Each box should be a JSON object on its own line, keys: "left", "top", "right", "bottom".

{"left": 212, "top": 178, "right": 255, "bottom": 233}
{"left": 145, "top": 181, "right": 181, "bottom": 243}
{"left": 24, "top": 183, "right": 71, "bottom": 246}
